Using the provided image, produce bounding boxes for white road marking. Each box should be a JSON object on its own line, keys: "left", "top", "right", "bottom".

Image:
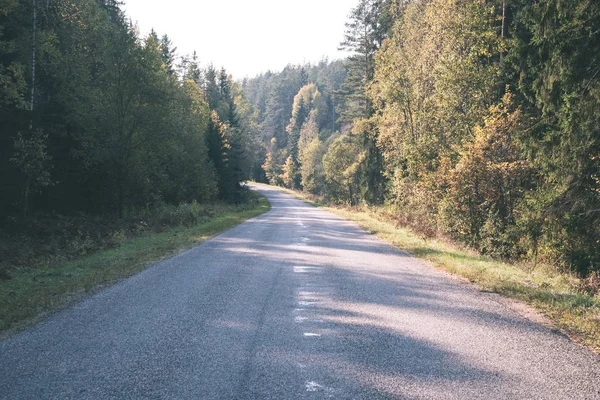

{"left": 297, "top": 301, "right": 321, "bottom": 307}
{"left": 298, "top": 291, "right": 319, "bottom": 296}
{"left": 293, "top": 266, "right": 320, "bottom": 273}
{"left": 303, "top": 332, "right": 321, "bottom": 337}
{"left": 305, "top": 381, "right": 324, "bottom": 392}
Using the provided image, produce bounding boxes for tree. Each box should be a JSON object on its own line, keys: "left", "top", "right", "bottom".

{"left": 158, "top": 78, "right": 216, "bottom": 204}
{"left": 0, "top": 0, "right": 248, "bottom": 226}
{"left": 202, "top": 68, "right": 249, "bottom": 202}
{"left": 368, "top": 0, "right": 505, "bottom": 227}
{"left": 505, "top": 0, "right": 600, "bottom": 275}
{"left": 299, "top": 137, "right": 326, "bottom": 194}
{"left": 0, "top": 0, "right": 25, "bottom": 108}
{"left": 206, "top": 111, "right": 230, "bottom": 198}
{"left": 337, "top": 0, "right": 391, "bottom": 122}
{"left": 285, "top": 83, "right": 325, "bottom": 182}
{"left": 334, "top": 0, "right": 393, "bottom": 205}
{"left": 281, "top": 155, "right": 299, "bottom": 189}
{"left": 232, "top": 81, "right": 264, "bottom": 182}
{"left": 160, "top": 34, "right": 177, "bottom": 76}
{"left": 204, "top": 64, "right": 221, "bottom": 112}
{"left": 442, "top": 92, "right": 529, "bottom": 258}
{"left": 323, "top": 134, "right": 365, "bottom": 205}
{"left": 351, "top": 118, "right": 386, "bottom": 204}
{"left": 10, "top": 130, "right": 53, "bottom": 218}
{"left": 97, "top": 25, "right": 148, "bottom": 217}
{"left": 185, "top": 51, "right": 202, "bottom": 84}
{"left": 262, "top": 150, "right": 280, "bottom": 186}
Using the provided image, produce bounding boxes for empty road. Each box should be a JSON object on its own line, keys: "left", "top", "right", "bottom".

{"left": 1, "top": 184, "right": 599, "bottom": 399}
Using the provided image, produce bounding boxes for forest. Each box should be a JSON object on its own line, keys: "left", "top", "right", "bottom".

{"left": 243, "top": 0, "right": 600, "bottom": 278}
{"left": 0, "top": 0, "right": 261, "bottom": 217}
{"left": 1, "top": 0, "right": 599, "bottom": 279}
{"left": 0, "top": 0, "right": 266, "bottom": 278}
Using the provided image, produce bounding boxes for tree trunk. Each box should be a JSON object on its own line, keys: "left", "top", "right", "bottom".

{"left": 500, "top": 1, "right": 507, "bottom": 62}
{"left": 117, "top": 163, "right": 125, "bottom": 219}
{"left": 22, "top": 178, "right": 31, "bottom": 220}
{"left": 501, "top": 2, "right": 506, "bottom": 38}
{"left": 30, "top": 0, "right": 36, "bottom": 128}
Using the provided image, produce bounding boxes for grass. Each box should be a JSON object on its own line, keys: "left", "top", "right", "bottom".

{"left": 0, "top": 193, "right": 270, "bottom": 334}
{"left": 281, "top": 186, "right": 600, "bottom": 353}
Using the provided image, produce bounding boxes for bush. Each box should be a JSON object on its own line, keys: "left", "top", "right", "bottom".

{"left": 0, "top": 195, "right": 260, "bottom": 277}
{"left": 441, "top": 93, "right": 530, "bottom": 259}
{"left": 388, "top": 175, "right": 439, "bottom": 238}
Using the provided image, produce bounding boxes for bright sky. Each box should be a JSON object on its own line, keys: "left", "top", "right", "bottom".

{"left": 122, "top": 0, "right": 356, "bottom": 80}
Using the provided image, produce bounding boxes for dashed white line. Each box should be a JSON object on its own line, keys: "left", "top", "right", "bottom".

{"left": 305, "top": 381, "right": 324, "bottom": 392}
{"left": 297, "top": 301, "right": 321, "bottom": 307}
{"left": 293, "top": 266, "right": 320, "bottom": 273}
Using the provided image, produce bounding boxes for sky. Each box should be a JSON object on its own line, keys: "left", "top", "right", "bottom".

{"left": 122, "top": 0, "right": 356, "bottom": 80}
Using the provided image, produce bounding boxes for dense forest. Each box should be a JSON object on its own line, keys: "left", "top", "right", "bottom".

{"left": 1, "top": 0, "right": 598, "bottom": 278}
{"left": 243, "top": 0, "right": 600, "bottom": 277}
{"left": 0, "top": 0, "right": 259, "bottom": 222}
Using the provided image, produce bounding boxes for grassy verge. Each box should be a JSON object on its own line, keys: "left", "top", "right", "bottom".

{"left": 0, "top": 193, "right": 270, "bottom": 334}
{"left": 282, "top": 187, "right": 600, "bottom": 353}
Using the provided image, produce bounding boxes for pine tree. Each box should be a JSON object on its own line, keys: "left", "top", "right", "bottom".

{"left": 186, "top": 51, "right": 201, "bottom": 84}
{"left": 337, "top": 0, "right": 391, "bottom": 122}
{"left": 160, "top": 34, "right": 177, "bottom": 76}
{"left": 506, "top": 0, "right": 600, "bottom": 274}
{"left": 335, "top": 0, "right": 392, "bottom": 205}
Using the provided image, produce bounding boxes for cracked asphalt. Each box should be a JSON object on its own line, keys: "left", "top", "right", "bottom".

{"left": 1, "top": 184, "right": 599, "bottom": 399}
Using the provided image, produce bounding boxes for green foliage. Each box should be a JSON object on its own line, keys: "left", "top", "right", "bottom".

{"left": 362, "top": 0, "right": 600, "bottom": 275}
{"left": 299, "top": 138, "right": 326, "bottom": 194}
{"left": 368, "top": 0, "right": 509, "bottom": 242}
{"left": 281, "top": 155, "right": 300, "bottom": 189}
{"left": 203, "top": 68, "right": 253, "bottom": 203}
{"left": 0, "top": 61, "right": 25, "bottom": 108}
{"left": 441, "top": 92, "right": 530, "bottom": 258}
{"left": 243, "top": 61, "right": 347, "bottom": 185}
{"left": 239, "top": 7, "right": 388, "bottom": 206}
{"left": 10, "top": 130, "right": 53, "bottom": 189}
{"left": 10, "top": 130, "right": 54, "bottom": 218}
{"left": 0, "top": 0, "right": 25, "bottom": 108}
{"left": 323, "top": 134, "right": 365, "bottom": 205}
{"left": 0, "top": 0, "right": 253, "bottom": 226}
{"left": 262, "top": 149, "right": 281, "bottom": 186}
{"left": 351, "top": 118, "right": 386, "bottom": 204}
{"left": 337, "top": 0, "right": 392, "bottom": 122}
{"left": 504, "top": 0, "right": 600, "bottom": 275}
{"left": 333, "top": 0, "right": 391, "bottom": 204}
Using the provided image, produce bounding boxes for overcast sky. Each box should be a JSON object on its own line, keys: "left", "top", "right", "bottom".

{"left": 122, "top": 0, "right": 356, "bottom": 80}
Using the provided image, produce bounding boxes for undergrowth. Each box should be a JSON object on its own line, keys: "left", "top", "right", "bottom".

{"left": 0, "top": 191, "right": 270, "bottom": 333}
{"left": 0, "top": 198, "right": 258, "bottom": 280}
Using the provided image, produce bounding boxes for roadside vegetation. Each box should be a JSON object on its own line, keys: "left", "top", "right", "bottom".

{"left": 284, "top": 187, "right": 600, "bottom": 353}
{"left": 245, "top": 0, "right": 600, "bottom": 282}
{"left": 0, "top": 192, "right": 270, "bottom": 333}
{"left": 1, "top": 2, "right": 268, "bottom": 333}
{"left": 241, "top": 0, "right": 600, "bottom": 353}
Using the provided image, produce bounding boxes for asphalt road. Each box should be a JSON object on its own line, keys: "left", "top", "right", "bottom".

{"left": 1, "top": 184, "right": 599, "bottom": 399}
